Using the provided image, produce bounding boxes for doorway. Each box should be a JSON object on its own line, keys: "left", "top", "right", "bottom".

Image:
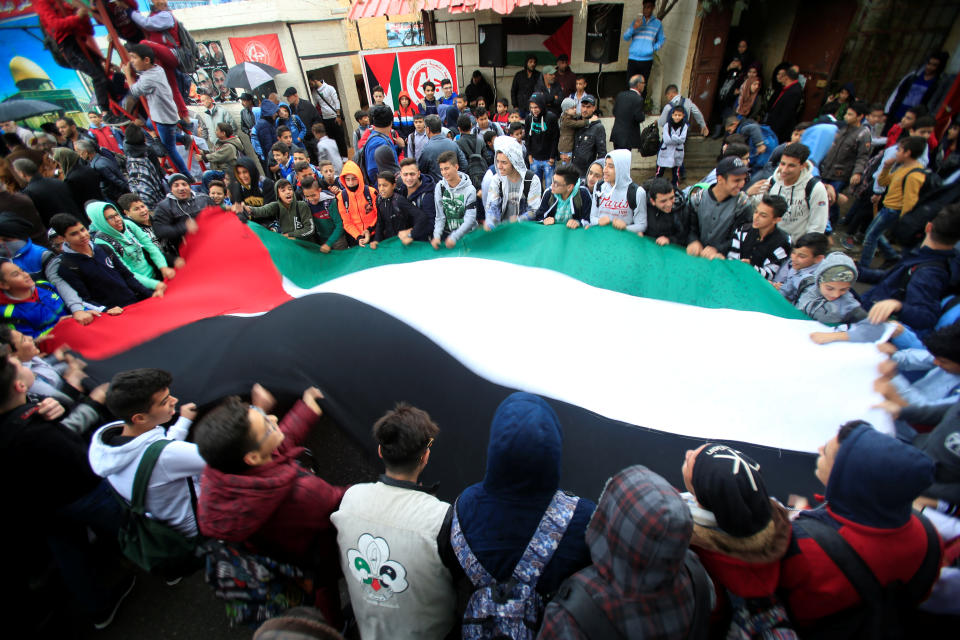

{"left": 306, "top": 63, "right": 349, "bottom": 158}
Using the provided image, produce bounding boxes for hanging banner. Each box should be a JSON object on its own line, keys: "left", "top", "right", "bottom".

{"left": 229, "top": 34, "right": 287, "bottom": 73}
{"left": 360, "top": 46, "right": 457, "bottom": 111}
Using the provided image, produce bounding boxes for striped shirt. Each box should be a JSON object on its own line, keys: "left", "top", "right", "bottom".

{"left": 728, "top": 223, "right": 791, "bottom": 281}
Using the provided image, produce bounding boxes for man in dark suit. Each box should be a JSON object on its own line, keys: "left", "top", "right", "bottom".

{"left": 284, "top": 86, "right": 322, "bottom": 164}
{"left": 13, "top": 158, "right": 84, "bottom": 224}
{"left": 611, "top": 75, "right": 647, "bottom": 150}
{"left": 765, "top": 67, "right": 804, "bottom": 143}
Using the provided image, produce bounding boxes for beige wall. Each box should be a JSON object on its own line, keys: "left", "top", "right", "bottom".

{"left": 175, "top": 0, "right": 363, "bottom": 132}
{"left": 431, "top": 0, "right": 697, "bottom": 111}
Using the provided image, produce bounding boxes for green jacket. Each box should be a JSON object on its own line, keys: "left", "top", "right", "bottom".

{"left": 86, "top": 201, "right": 168, "bottom": 290}
{"left": 248, "top": 181, "right": 316, "bottom": 241}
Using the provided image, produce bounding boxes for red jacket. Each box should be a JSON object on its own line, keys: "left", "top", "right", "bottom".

{"left": 198, "top": 401, "right": 347, "bottom": 564}
{"left": 35, "top": 0, "right": 92, "bottom": 43}
{"left": 778, "top": 425, "right": 940, "bottom": 629}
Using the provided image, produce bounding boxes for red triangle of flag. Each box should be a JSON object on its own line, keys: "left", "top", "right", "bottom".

{"left": 544, "top": 16, "right": 573, "bottom": 60}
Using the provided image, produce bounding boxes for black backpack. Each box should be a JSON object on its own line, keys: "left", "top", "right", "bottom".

{"left": 893, "top": 170, "right": 953, "bottom": 248}
{"left": 497, "top": 169, "right": 537, "bottom": 205}
{"left": 457, "top": 134, "right": 487, "bottom": 190}
{"left": 593, "top": 182, "right": 639, "bottom": 211}
{"left": 797, "top": 513, "right": 941, "bottom": 640}
{"left": 551, "top": 550, "right": 712, "bottom": 640}
{"left": 639, "top": 121, "right": 661, "bottom": 157}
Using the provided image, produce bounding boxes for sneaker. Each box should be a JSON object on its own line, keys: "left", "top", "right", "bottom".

{"left": 164, "top": 576, "right": 183, "bottom": 587}
{"left": 93, "top": 575, "right": 136, "bottom": 630}
{"left": 102, "top": 113, "right": 129, "bottom": 126}
{"left": 841, "top": 236, "right": 856, "bottom": 250}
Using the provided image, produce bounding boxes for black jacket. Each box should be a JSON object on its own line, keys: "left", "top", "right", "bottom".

{"left": 645, "top": 204, "right": 687, "bottom": 245}
{"left": 611, "top": 89, "right": 646, "bottom": 149}
{"left": 374, "top": 193, "right": 425, "bottom": 241}
{"left": 511, "top": 68, "right": 543, "bottom": 112}
{"left": 525, "top": 94, "right": 560, "bottom": 161}
{"left": 0, "top": 402, "right": 102, "bottom": 521}
{"left": 23, "top": 175, "right": 83, "bottom": 223}
{"left": 153, "top": 191, "right": 215, "bottom": 249}
{"left": 89, "top": 149, "right": 130, "bottom": 202}
{"left": 64, "top": 163, "right": 105, "bottom": 214}
{"left": 765, "top": 82, "right": 803, "bottom": 143}
{"left": 58, "top": 243, "right": 152, "bottom": 308}
{"left": 572, "top": 120, "right": 607, "bottom": 176}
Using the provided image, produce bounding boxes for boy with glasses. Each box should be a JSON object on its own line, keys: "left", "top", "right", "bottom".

{"left": 194, "top": 384, "right": 347, "bottom": 624}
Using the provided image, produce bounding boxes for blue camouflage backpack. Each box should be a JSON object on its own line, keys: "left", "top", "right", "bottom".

{"left": 451, "top": 490, "right": 579, "bottom": 640}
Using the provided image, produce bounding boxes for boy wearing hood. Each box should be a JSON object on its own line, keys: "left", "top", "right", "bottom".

{"left": 194, "top": 385, "right": 347, "bottom": 625}
{"left": 538, "top": 465, "right": 706, "bottom": 639}
{"left": 591, "top": 150, "right": 647, "bottom": 233}
{"left": 327, "top": 161, "right": 379, "bottom": 250}
{"left": 746, "top": 142, "right": 829, "bottom": 240}
{"left": 485, "top": 136, "right": 542, "bottom": 229}
{"left": 680, "top": 444, "right": 793, "bottom": 636}
{"left": 525, "top": 93, "right": 560, "bottom": 189}
{"left": 51, "top": 214, "right": 158, "bottom": 310}
{"left": 797, "top": 252, "right": 887, "bottom": 344}
{"left": 779, "top": 421, "right": 941, "bottom": 632}
{"left": 685, "top": 157, "right": 755, "bottom": 259}
{"left": 153, "top": 174, "right": 214, "bottom": 253}
{"left": 438, "top": 393, "right": 595, "bottom": 633}
{"left": 88, "top": 368, "right": 202, "bottom": 537}
{"left": 432, "top": 151, "right": 477, "bottom": 248}
{"left": 87, "top": 201, "right": 174, "bottom": 291}
{"left": 229, "top": 157, "right": 275, "bottom": 209}
{"left": 537, "top": 163, "right": 591, "bottom": 228}
{"left": 255, "top": 98, "right": 279, "bottom": 162}
{"left": 240, "top": 179, "right": 315, "bottom": 241}
{"left": 393, "top": 91, "right": 418, "bottom": 140}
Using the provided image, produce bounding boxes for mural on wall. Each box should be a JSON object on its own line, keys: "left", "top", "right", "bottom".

{"left": 360, "top": 46, "right": 458, "bottom": 111}
{"left": 0, "top": 13, "right": 95, "bottom": 128}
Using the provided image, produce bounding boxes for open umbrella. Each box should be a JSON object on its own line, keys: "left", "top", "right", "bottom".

{"left": 0, "top": 99, "right": 64, "bottom": 122}
{"left": 225, "top": 62, "right": 284, "bottom": 90}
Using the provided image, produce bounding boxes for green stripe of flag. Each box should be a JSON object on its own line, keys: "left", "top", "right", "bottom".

{"left": 249, "top": 223, "right": 806, "bottom": 320}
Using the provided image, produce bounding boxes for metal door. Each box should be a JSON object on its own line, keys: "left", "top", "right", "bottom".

{"left": 688, "top": 8, "right": 733, "bottom": 124}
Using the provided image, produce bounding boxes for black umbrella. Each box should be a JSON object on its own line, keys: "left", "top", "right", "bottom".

{"left": 225, "top": 62, "right": 284, "bottom": 90}
{"left": 0, "top": 99, "right": 64, "bottom": 122}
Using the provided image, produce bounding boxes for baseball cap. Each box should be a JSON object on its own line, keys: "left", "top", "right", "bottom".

{"left": 716, "top": 156, "right": 750, "bottom": 177}
{"left": 542, "top": 65, "right": 557, "bottom": 75}
{"left": 283, "top": 86, "right": 298, "bottom": 97}
{"left": 580, "top": 94, "right": 596, "bottom": 105}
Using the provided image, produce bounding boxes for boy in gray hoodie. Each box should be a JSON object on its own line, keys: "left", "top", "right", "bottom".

{"left": 795, "top": 252, "right": 888, "bottom": 344}
{"left": 590, "top": 149, "right": 646, "bottom": 232}
{"left": 485, "top": 135, "right": 543, "bottom": 229}
{"left": 432, "top": 150, "right": 477, "bottom": 249}
{"left": 239, "top": 179, "right": 316, "bottom": 241}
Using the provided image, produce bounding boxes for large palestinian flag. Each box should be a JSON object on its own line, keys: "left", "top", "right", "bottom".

{"left": 47, "top": 209, "right": 890, "bottom": 501}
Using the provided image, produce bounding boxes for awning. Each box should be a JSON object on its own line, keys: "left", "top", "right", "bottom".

{"left": 348, "top": 0, "right": 582, "bottom": 21}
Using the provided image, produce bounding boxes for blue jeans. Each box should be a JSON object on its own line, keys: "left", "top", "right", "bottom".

{"left": 860, "top": 206, "right": 901, "bottom": 267}
{"left": 530, "top": 158, "right": 554, "bottom": 190}
{"left": 156, "top": 121, "right": 193, "bottom": 177}
{"left": 825, "top": 179, "right": 847, "bottom": 227}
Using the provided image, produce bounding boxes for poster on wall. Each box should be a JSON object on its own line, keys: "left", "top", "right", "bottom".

{"left": 386, "top": 22, "right": 424, "bottom": 48}
{"left": 0, "top": 13, "right": 94, "bottom": 128}
{"left": 360, "top": 46, "right": 458, "bottom": 111}
{"left": 198, "top": 40, "right": 234, "bottom": 102}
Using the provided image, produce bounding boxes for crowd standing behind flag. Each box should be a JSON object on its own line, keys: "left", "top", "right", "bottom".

{"left": 1, "top": 5, "right": 960, "bottom": 636}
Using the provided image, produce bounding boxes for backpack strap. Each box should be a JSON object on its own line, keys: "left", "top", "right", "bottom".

{"left": 903, "top": 511, "right": 944, "bottom": 603}
{"left": 512, "top": 490, "right": 579, "bottom": 588}
{"left": 626, "top": 182, "right": 638, "bottom": 211}
{"left": 800, "top": 515, "right": 884, "bottom": 602}
{"left": 521, "top": 170, "right": 535, "bottom": 202}
{"left": 450, "top": 499, "right": 497, "bottom": 589}
{"left": 900, "top": 167, "right": 925, "bottom": 194}
{"left": 684, "top": 551, "right": 713, "bottom": 640}
{"left": 130, "top": 440, "right": 174, "bottom": 515}
{"left": 552, "top": 579, "right": 625, "bottom": 640}
{"left": 804, "top": 176, "right": 822, "bottom": 210}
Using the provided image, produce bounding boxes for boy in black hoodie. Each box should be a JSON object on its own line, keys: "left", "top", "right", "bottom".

{"left": 370, "top": 171, "right": 422, "bottom": 248}
{"left": 525, "top": 93, "right": 560, "bottom": 189}
{"left": 230, "top": 156, "right": 275, "bottom": 208}
{"left": 642, "top": 177, "right": 688, "bottom": 246}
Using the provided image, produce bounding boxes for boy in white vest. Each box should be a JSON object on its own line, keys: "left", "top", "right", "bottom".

{"left": 331, "top": 404, "right": 455, "bottom": 640}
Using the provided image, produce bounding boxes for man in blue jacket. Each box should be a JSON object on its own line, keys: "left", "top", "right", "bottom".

{"left": 622, "top": 1, "right": 664, "bottom": 101}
